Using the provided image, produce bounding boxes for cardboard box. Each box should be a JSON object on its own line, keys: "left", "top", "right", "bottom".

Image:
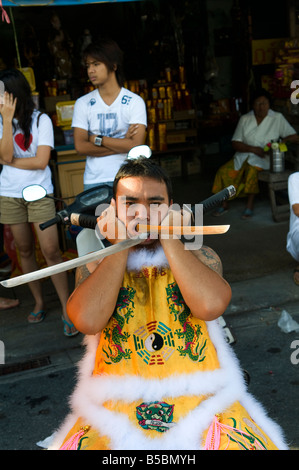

{"left": 160, "top": 154, "right": 182, "bottom": 177}
{"left": 166, "top": 133, "right": 186, "bottom": 144}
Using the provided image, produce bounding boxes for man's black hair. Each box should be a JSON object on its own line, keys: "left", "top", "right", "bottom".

{"left": 113, "top": 157, "right": 173, "bottom": 202}
{"left": 83, "top": 37, "right": 124, "bottom": 87}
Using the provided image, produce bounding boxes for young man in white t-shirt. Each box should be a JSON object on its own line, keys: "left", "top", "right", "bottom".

{"left": 72, "top": 38, "right": 147, "bottom": 193}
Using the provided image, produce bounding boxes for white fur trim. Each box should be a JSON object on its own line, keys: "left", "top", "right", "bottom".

{"left": 49, "top": 321, "right": 288, "bottom": 450}
{"left": 126, "top": 245, "right": 169, "bottom": 271}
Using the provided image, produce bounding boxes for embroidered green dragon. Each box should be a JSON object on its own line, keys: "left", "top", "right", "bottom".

{"left": 102, "top": 286, "right": 136, "bottom": 364}
{"left": 166, "top": 281, "right": 207, "bottom": 362}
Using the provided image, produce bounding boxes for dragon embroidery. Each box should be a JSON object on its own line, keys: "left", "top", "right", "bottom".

{"left": 166, "top": 281, "right": 207, "bottom": 362}
{"left": 102, "top": 286, "right": 136, "bottom": 364}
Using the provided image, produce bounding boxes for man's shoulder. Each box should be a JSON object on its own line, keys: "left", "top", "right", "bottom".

{"left": 120, "top": 88, "right": 145, "bottom": 105}
{"left": 75, "top": 89, "right": 98, "bottom": 107}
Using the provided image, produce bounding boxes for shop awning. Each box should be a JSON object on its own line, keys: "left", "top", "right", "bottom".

{"left": 1, "top": 0, "right": 141, "bottom": 6}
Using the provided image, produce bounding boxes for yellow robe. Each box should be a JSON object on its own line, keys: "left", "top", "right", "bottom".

{"left": 50, "top": 253, "right": 287, "bottom": 450}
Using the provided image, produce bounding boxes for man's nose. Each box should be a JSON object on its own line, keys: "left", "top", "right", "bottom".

{"left": 128, "top": 203, "right": 149, "bottom": 220}
{"left": 136, "top": 204, "right": 150, "bottom": 219}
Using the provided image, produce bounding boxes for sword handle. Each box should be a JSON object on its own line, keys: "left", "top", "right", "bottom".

{"left": 70, "top": 213, "right": 97, "bottom": 229}
{"left": 198, "top": 185, "right": 236, "bottom": 214}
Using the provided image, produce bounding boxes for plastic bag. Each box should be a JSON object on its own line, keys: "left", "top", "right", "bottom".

{"left": 277, "top": 309, "right": 299, "bottom": 334}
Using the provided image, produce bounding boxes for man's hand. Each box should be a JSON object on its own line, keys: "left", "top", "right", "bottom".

{"left": 125, "top": 124, "right": 139, "bottom": 139}
{"left": 97, "top": 199, "right": 128, "bottom": 244}
{"left": 292, "top": 203, "right": 299, "bottom": 218}
{"left": 0, "top": 92, "right": 17, "bottom": 123}
{"left": 160, "top": 205, "right": 192, "bottom": 239}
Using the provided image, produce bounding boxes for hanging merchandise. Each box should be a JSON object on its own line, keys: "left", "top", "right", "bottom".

{"left": 0, "top": 0, "right": 9, "bottom": 23}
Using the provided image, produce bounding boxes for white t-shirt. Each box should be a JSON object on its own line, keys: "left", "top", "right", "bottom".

{"left": 72, "top": 87, "right": 147, "bottom": 185}
{"left": 0, "top": 110, "right": 54, "bottom": 198}
{"left": 232, "top": 110, "right": 296, "bottom": 171}
{"left": 287, "top": 172, "right": 299, "bottom": 261}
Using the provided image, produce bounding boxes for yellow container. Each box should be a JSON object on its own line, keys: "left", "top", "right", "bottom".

{"left": 56, "top": 101, "right": 75, "bottom": 127}
{"left": 19, "top": 67, "right": 36, "bottom": 92}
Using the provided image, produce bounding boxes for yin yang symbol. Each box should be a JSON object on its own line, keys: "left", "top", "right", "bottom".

{"left": 144, "top": 333, "right": 164, "bottom": 352}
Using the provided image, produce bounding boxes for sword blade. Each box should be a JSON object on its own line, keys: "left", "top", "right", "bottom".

{"left": 1, "top": 235, "right": 146, "bottom": 288}
{"left": 137, "top": 224, "right": 230, "bottom": 235}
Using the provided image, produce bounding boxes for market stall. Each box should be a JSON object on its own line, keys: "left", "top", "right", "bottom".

{"left": 0, "top": 0, "right": 202, "bottom": 200}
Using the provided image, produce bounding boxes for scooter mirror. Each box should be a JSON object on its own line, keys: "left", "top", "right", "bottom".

{"left": 127, "top": 145, "right": 152, "bottom": 160}
{"left": 22, "top": 184, "right": 47, "bottom": 202}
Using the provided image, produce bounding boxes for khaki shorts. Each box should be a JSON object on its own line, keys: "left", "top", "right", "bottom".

{"left": 0, "top": 195, "right": 56, "bottom": 224}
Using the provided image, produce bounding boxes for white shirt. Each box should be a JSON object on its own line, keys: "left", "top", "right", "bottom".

{"left": 0, "top": 110, "right": 54, "bottom": 198}
{"left": 232, "top": 110, "right": 296, "bottom": 171}
{"left": 287, "top": 172, "right": 299, "bottom": 261}
{"left": 72, "top": 87, "right": 147, "bottom": 185}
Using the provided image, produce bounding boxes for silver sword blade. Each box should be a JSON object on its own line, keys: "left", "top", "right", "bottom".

{"left": 1, "top": 235, "right": 147, "bottom": 288}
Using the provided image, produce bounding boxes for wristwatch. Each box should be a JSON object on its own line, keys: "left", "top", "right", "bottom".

{"left": 94, "top": 135, "right": 103, "bottom": 146}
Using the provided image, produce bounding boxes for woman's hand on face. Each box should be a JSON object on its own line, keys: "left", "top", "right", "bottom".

{"left": 0, "top": 92, "right": 17, "bottom": 123}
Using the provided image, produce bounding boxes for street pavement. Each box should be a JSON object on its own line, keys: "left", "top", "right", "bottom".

{"left": 0, "top": 177, "right": 299, "bottom": 450}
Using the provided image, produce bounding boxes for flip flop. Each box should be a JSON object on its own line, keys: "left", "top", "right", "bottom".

{"left": 28, "top": 310, "right": 45, "bottom": 324}
{"left": 293, "top": 267, "right": 299, "bottom": 286}
{"left": 62, "top": 316, "right": 79, "bottom": 337}
{"left": 241, "top": 208, "right": 253, "bottom": 219}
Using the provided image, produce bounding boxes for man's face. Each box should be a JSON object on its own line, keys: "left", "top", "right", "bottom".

{"left": 115, "top": 176, "right": 171, "bottom": 248}
{"left": 85, "top": 55, "right": 111, "bottom": 87}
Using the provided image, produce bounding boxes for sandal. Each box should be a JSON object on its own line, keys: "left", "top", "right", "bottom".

{"left": 62, "top": 316, "right": 79, "bottom": 337}
{"left": 293, "top": 267, "right": 299, "bottom": 286}
{"left": 212, "top": 207, "right": 228, "bottom": 217}
{"left": 28, "top": 310, "right": 45, "bottom": 324}
{"left": 241, "top": 208, "right": 253, "bottom": 219}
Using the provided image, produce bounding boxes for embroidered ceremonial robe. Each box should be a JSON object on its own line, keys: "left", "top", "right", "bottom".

{"left": 49, "top": 252, "right": 287, "bottom": 450}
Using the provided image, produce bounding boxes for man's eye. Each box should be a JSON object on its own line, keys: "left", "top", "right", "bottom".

{"left": 150, "top": 203, "right": 163, "bottom": 210}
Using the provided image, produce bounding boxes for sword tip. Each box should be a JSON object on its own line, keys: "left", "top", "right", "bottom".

{"left": 0, "top": 280, "right": 10, "bottom": 288}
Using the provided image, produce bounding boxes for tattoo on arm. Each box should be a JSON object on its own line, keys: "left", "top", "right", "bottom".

{"left": 195, "top": 245, "right": 223, "bottom": 276}
{"left": 75, "top": 264, "right": 90, "bottom": 288}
